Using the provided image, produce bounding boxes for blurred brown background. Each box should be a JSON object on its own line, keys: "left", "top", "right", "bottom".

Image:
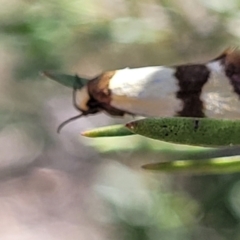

{"left": 1, "top": 0, "right": 240, "bottom": 239}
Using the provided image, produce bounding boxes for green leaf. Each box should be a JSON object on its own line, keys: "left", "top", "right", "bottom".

{"left": 126, "top": 117, "right": 240, "bottom": 147}
{"left": 161, "top": 146, "right": 240, "bottom": 161}
{"left": 41, "top": 71, "right": 89, "bottom": 88}
{"left": 81, "top": 124, "right": 134, "bottom": 137}
{"left": 142, "top": 157, "right": 240, "bottom": 174}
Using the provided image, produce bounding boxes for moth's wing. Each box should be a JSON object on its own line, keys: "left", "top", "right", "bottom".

{"left": 107, "top": 64, "right": 240, "bottom": 119}
{"left": 202, "top": 71, "right": 240, "bottom": 119}
{"left": 107, "top": 67, "right": 183, "bottom": 117}
{"left": 202, "top": 48, "right": 240, "bottom": 119}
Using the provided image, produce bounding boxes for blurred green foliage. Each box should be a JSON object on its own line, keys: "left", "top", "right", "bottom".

{"left": 1, "top": 0, "right": 240, "bottom": 239}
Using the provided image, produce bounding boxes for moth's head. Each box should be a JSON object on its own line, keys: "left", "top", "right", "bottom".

{"left": 41, "top": 71, "right": 98, "bottom": 132}
{"left": 58, "top": 82, "right": 101, "bottom": 133}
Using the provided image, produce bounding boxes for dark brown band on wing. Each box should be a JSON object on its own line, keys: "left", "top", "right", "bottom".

{"left": 174, "top": 64, "right": 210, "bottom": 117}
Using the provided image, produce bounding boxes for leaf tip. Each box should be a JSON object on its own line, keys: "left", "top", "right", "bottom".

{"left": 81, "top": 131, "right": 92, "bottom": 137}
{"left": 40, "top": 71, "right": 53, "bottom": 79}
{"left": 141, "top": 165, "right": 149, "bottom": 170}
{"left": 141, "top": 164, "right": 154, "bottom": 170}
{"left": 125, "top": 121, "right": 136, "bottom": 131}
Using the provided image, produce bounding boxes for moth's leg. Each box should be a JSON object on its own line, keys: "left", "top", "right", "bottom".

{"left": 57, "top": 107, "right": 102, "bottom": 133}
{"left": 57, "top": 113, "right": 84, "bottom": 133}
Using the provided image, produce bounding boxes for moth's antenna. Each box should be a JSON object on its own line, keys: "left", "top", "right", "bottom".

{"left": 57, "top": 113, "right": 84, "bottom": 133}
{"left": 57, "top": 74, "right": 87, "bottom": 133}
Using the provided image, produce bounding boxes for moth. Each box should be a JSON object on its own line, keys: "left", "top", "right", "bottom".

{"left": 42, "top": 48, "right": 240, "bottom": 133}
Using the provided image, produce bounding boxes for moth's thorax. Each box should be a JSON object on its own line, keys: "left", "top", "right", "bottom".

{"left": 75, "top": 86, "right": 90, "bottom": 111}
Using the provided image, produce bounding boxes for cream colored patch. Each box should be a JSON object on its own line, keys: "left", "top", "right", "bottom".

{"left": 109, "top": 67, "right": 179, "bottom": 98}
{"left": 202, "top": 64, "right": 240, "bottom": 119}
{"left": 75, "top": 86, "right": 90, "bottom": 111}
{"left": 206, "top": 60, "right": 224, "bottom": 73}
{"left": 108, "top": 66, "right": 182, "bottom": 116}
{"left": 111, "top": 94, "right": 182, "bottom": 117}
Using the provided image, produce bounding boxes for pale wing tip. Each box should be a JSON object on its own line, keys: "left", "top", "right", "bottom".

{"left": 211, "top": 46, "right": 240, "bottom": 61}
